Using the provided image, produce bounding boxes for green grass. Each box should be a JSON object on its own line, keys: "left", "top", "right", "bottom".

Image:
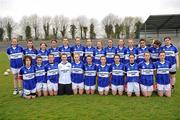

{"left": 0, "top": 52, "right": 180, "bottom": 120}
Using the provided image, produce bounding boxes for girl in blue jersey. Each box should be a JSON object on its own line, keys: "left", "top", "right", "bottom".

{"left": 84, "top": 39, "right": 95, "bottom": 63}
{"left": 137, "top": 39, "right": 149, "bottom": 63}
{"left": 37, "top": 42, "right": 48, "bottom": 65}
{"left": 139, "top": 52, "right": 155, "bottom": 97}
{"left": 71, "top": 53, "right": 84, "bottom": 95}
{"left": 149, "top": 40, "right": 162, "bottom": 63}
{"left": 94, "top": 41, "right": 106, "bottom": 66}
{"left": 45, "top": 54, "right": 59, "bottom": 96}
{"left": 19, "top": 56, "right": 36, "bottom": 99}
{"left": 125, "top": 54, "right": 140, "bottom": 97}
{"left": 59, "top": 38, "right": 72, "bottom": 63}
{"left": 23, "top": 39, "right": 37, "bottom": 65}
{"left": 105, "top": 39, "right": 116, "bottom": 65}
{"left": 7, "top": 38, "right": 24, "bottom": 95}
{"left": 97, "top": 56, "right": 111, "bottom": 96}
{"left": 111, "top": 54, "right": 125, "bottom": 96}
{"left": 163, "top": 36, "right": 179, "bottom": 90}
{"left": 155, "top": 51, "right": 172, "bottom": 97}
{"left": 124, "top": 39, "right": 138, "bottom": 63}
{"left": 116, "top": 39, "right": 127, "bottom": 64}
{"left": 71, "top": 37, "right": 85, "bottom": 62}
{"left": 35, "top": 56, "right": 47, "bottom": 97}
{"left": 84, "top": 55, "right": 97, "bottom": 95}
{"left": 48, "top": 39, "right": 60, "bottom": 63}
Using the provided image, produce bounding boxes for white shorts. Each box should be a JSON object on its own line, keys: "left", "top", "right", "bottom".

{"left": 24, "top": 87, "right": 36, "bottom": 95}
{"left": 84, "top": 85, "right": 96, "bottom": 90}
{"left": 127, "top": 82, "right": 140, "bottom": 93}
{"left": 157, "top": 84, "right": 171, "bottom": 91}
{"left": 140, "top": 84, "right": 153, "bottom": 92}
{"left": 47, "top": 80, "right": 58, "bottom": 92}
{"left": 36, "top": 83, "right": 48, "bottom": 92}
{"left": 98, "top": 86, "right": 109, "bottom": 92}
{"left": 111, "top": 84, "right": 124, "bottom": 92}
{"left": 11, "top": 68, "right": 20, "bottom": 74}
{"left": 72, "top": 82, "right": 84, "bottom": 90}
{"left": 170, "top": 64, "right": 176, "bottom": 72}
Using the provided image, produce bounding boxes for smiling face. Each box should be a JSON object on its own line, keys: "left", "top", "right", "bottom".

{"left": 61, "top": 54, "right": 67, "bottom": 63}
{"left": 27, "top": 41, "right": 33, "bottom": 49}
{"left": 51, "top": 40, "right": 57, "bottom": 48}
{"left": 86, "top": 56, "right": 92, "bottom": 64}
{"left": 159, "top": 52, "right": 166, "bottom": 62}
{"left": 11, "top": 38, "right": 18, "bottom": 47}
{"left": 36, "top": 57, "right": 42, "bottom": 65}
{"left": 164, "top": 38, "right": 171, "bottom": 46}
{"left": 144, "top": 52, "right": 150, "bottom": 62}
{"left": 108, "top": 39, "right": 113, "bottom": 48}
{"left": 63, "top": 38, "right": 69, "bottom": 46}
{"left": 75, "top": 38, "right": 81, "bottom": 46}
{"left": 97, "top": 41, "right": 103, "bottom": 49}
{"left": 25, "top": 57, "right": 31, "bottom": 67}
{"left": 100, "top": 56, "right": 106, "bottom": 65}
{"left": 74, "top": 53, "right": 80, "bottom": 63}
{"left": 48, "top": 54, "right": 54, "bottom": 63}
{"left": 128, "top": 39, "right": 134, "bottom": 48}
{"left": 114, "top": 55, "right": 120, "bottom": 64}
{"left": 40, "top": 43, "right": 47, "bottom": 50}
{"left": 129, "top": 54, "right": 135, "bottom": 64}
{"left": 118, "top": 39, "right": 124, "bottom": 47}
{"left": 86, "top": 39, "right": 92, "bottom": 47}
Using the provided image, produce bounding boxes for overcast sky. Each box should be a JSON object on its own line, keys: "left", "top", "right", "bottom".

{"left": 0, "top": 0, "right": 180, "bottom": 22}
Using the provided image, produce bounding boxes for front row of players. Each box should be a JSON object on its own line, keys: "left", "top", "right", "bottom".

{"left": 19, "top": 51, "right": 172, "bottom": 99}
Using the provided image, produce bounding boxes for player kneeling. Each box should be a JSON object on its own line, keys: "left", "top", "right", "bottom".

{"left": 19, "top": 56, "right": 36, "bottom": 99}
{"left": 111, "top": 54, "right": 125, "bottom": 96}
{"left": 139, "top": 52, "right": 155, "bottom": 97}
{"left": 125, "top": 54, "right": 140, "bottom": 97}
{"left": 97, "top": 56, "right": 111, "bottom": 96}
{"left": 71, "top": 53, "right": 84, "bottom": 95}
{"left": 35, "top": 56, "right": 48, "bottom": 97}
{"left": 84, "top": 55, "right": 97, "bottom": 95}
{"left": 155, "top": 51, "right": 172, "bottom": 97}
{"left": 45, "top": 54, "right": 59, "bottom": 96}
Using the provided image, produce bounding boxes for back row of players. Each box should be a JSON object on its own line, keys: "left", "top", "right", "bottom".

{"left": 6, "top": 37, "right": 179, "bottom": 99}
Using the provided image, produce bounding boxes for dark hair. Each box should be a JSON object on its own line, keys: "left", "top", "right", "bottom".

{"left": 40, "top": 42, "right": 48, "bottom": 47}
{"left": 23, "top": 55, "right": 32, "bottom": 65}
{"left": 153, "top": 40, "right": 161, "bottom": 46}
{"left": 61, "top": 53, "right": 67, "bottom": 57}
{"left": 51, "top": 39, "right": 57, "bottom": 43}
{"left": 159, "top": 51, "right": 166, "bottom": 56}
{"left": 144, "top": 51, "right": 150, "bottom": 55}
{"left": 86, "top": 55, "right": 92, "bottom": 58}
{"left": 36, "top": 55, "right": 42, "bottom": 60}
{"left": 48, "top": 54, "right": 54, "bottom": 57}
{"left": 114, "top": 54, "right": 120, "bottom": 58}
{"left": 27, "top": 39, "right": 36, "bottom": 51}
{"left": 129, "top": 53, "right": 135, "bottom": 57}
{"left": 139, "top": 38, "right": 146, "bottom": 43}
{"left": 164, "top": 36, "right": 171, "bottom": 41}
{"left": 100, "top": 56, "right": 106, "bottom": 60}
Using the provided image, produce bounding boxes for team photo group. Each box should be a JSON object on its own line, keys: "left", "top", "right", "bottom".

{"left": 6, "top": 36, "right": 179, "bottom": 99}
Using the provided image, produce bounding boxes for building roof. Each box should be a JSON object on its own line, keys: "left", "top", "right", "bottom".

{"left": 141, "top": 14, "right": 180, "bottom": 31}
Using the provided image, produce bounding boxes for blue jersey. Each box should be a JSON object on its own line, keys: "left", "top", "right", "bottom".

{"left": 139, "top": 62, "right": 155, "bottom": 86}
{"left": 105, "top": 46, "right": 116, "bottom": 65}
{"left": 59, "top": 45, "right": 72, "bottom": 63}
{"left": 23, "top": 48, "right": 38, "bottom": 65}
{"left": 48, "top": 47, "right": 60, "bottom": 63}
{"left": 149, "top": 46, "right": 163, "bottom": 63}
{"left": 37, "top": 49, "right": 48, "bottom": 65}
{"left": 162, "top": 44, "right": 178, "bottom": 65}
{"left": 94, "top": 48, "right": 106, "bottom": 66}
{"left": 84, "top": 63, "right": 97, "bottom": 86}
{"left": 137, "top": 47, "right": 149, "bottom": 63}
{"left": 84, "top": 46, "right": 95, "bottom": 62}
{"left": 97, "top": 64, "right": 111, "bottom": 87}
{"left": 154, "top": 61, "right": 171, "bottom": 85}
{"left": 45, "top": 63, "right": 59, "bottom": 83}
{"left": 124, "top": 47, "right": 138, "bottom": 63}
{"left": 71, "top": 45, "right": 85, "bottom": 61}
{"left": 35, "top": 65, "right": 46, "bottom": 83}
{"left": 116, "top": 46, "right": 127, "bottom": 64}
{"left": 7, "top": 45, "right": 24, "bottom": 69}
{"left": 111, "top": 63, "right": 125, "bottom": 85}
{"left": 125, "top": 63, "right": 139, "bottom": 83}
{"left": 19, "top": 66, "right": 36, "bottom": 90}
{"left": 71, "top": 61, "right": 84, "bottom": 83}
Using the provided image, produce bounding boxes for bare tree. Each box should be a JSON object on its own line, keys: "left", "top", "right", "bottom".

{"left": 42, "top": 16, "right": 51, "bottom": 40}
{"left": 20, "top": 16, "right": 31, "bottom": 39}
{"left": 51, "top": 15, "right": 60, "bottom": 39}
{"left": 30, "top": 14, "right": 40, "bottom": 40}
{"left": 59, "top": 15, "right": 69, "bottom": 38}
{"left": 77, "top": 16, "right": 88, "bottom": 39}
{"left": 3, "top": 17, "right": 16, "bottom": 41}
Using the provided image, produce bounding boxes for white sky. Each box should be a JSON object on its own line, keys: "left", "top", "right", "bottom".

{"left": 0, "top": 0, "right": 180, "bottom": 22}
